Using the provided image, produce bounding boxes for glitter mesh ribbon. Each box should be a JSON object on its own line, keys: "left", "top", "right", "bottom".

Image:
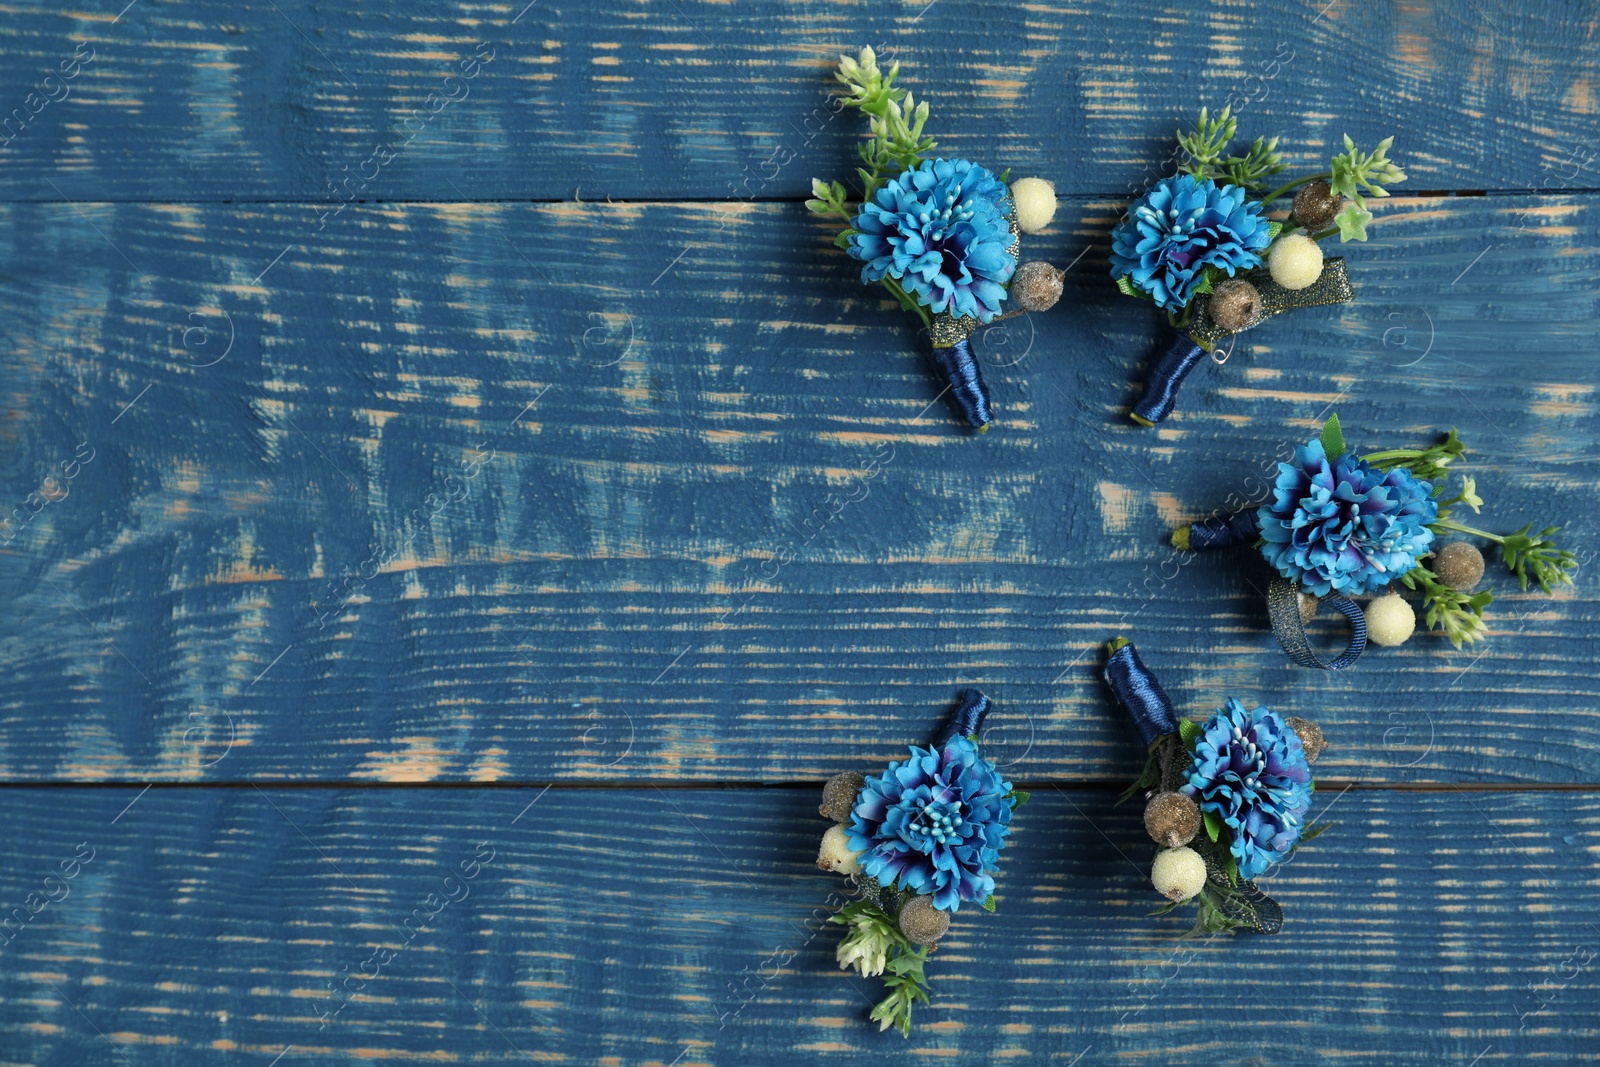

{"left": 1203, "top": 852, "right": 1284, "bottom": 934}
{"left": 1132, "top": 258, "right": 1355, "bottom": 424}
{"left": 1103, "top": 642, "right": 1179, "bottom": 747}
{"left": 1266, "top": 577, "right": 1368, "bottom": 670}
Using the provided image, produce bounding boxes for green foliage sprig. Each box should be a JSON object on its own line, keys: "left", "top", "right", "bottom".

{"left": 806, "top": 47, "right": 940, "bottom": 326}
{"left": 1175, "top": 106, "right": 1286, "bottom": 191}
{"left": 1345, "top": 421, "right": 1578, "bottom": 643}
{"left": 1173, "top": 109, "right": 1405, "bottom": 242}
{"left": 830, "top": 899, "right": 932, "bottom": 1038}
{"left": 1400, "top": 562, "right": 1491, "bottom": 648}
{"left": 1328, "top": 135, "right": 1407, "bottom": 241}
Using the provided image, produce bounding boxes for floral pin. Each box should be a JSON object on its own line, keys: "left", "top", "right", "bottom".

{"left": 1104, "top": 637, "right": 1329, "bottom": 935}
{"left": 808, "top": 48, "right": 1066, "bottom": 432}
{"left": 815, "top": 689, "right": 1024, "bottom": 1035}
{"left": 1172, "top": 413, "right": 1577, "bottom": 668}
{"left": 1111, "top": 108, "right": 1407, "bottom": 424}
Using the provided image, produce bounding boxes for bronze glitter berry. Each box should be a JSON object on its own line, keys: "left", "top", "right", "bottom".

{"left": 1292, "top": 180, "right": 1344, "bottom": 233}
{"left": 1009, "top": 260, "right": 1064, "bottom": 312}
{"left": 1286, "top": 717, "right": 1326, "bottom": 763}
{"left": 1143, "top": 791, "right": 1201, "bottom": 848}
{"left": 1207, "top": 279, "right": 1261, "bottom": 332}
{"left": 1433, "top": 541, "right": 1486, "bottom": 592}
{"left": 820, "top": 771, "right": 866, "bottom": 822}
{"left": 897, "top": 895, "right": 951, "bottom": 946}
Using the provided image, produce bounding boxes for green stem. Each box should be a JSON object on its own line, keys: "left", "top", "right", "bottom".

{"left": 1310, "top": 227, "right": 1338, "bottom": 240}
{"left": 880, "top": 277, "right": 931, "bottom": 328}
{"left": 1432, "top": 519, "right": 1504, "bottom": 544}
{"left": 1359, "top": 447, "right": 1423, "bottom": 465}
{"left": 1260, "top": 171, "right": 1330, "bottom": 210}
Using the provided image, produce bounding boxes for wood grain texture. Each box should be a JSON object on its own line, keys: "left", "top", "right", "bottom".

{"left": 1, "top": 194, "right": 1596, "bottom": 783}
{"left": 0, "top": 786, "right": 1594, "bottom": 1065}
{"left": 0, "top": 1, "right": 1594, "bottom": 201}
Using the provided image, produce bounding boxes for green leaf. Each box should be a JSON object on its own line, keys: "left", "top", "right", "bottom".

{"left": 1203, "top": 810, "right": 1222, "bottom": 843}
{"left": 998, "top": 167, "right": 1011, "bottom": 183}
{"left": 1265, "top": 220, "right": 1283, "bottom": 241}
{"left": 833, "top": 230, "right": 855, "bottom": 251}
{"left": 981, "top": 894, "right": 997, "bottom": 913}
{"left": 1117, "top": 738, "right": 1167, "bottom": 805}
{"left": 1319, "top": 413, "right": 1347, "bottom": 458}
{"left": 1334, "top": 202, "right": 1372, "bottom": 242}
{"left": 1177, "top": 718, "right": 1201, "bottom": 752}
{"left": 1223, "top": 853, "right": 1239, "bottom": 886}
{"left": 1006, "top": 789, "right": 1030, "bottom": 811}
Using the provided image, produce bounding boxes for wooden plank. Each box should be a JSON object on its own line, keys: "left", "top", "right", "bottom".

{"left": 0, "top": 195, "right": 1595, "bottom": 783}
{"left": 0, "top": 786, "right": 1594, "bottom": 1064}
{"left": 0, "top": 1, "right": 1594, "bottom": 201}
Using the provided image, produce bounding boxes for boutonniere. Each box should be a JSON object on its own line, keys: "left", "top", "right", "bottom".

{"left": 1104, "top": 638, "right": 1328, "bottom": 935}
{"left": 1111, "top": 107, "right": 1407, "bottom": 424}
{"left": 1173, "top": 414, "right": 1577, "bottom": 668}
{"left": 815, "top": 689, "right": 1024, "bottom": 1035}
{"left": 807, "top": 48, "right": 1066, "bottom": 432}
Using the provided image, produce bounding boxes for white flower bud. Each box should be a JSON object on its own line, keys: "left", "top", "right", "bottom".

{"left": 816, "top": 824, "right": 862, "bottom": 875}
{"left": 1268, "top": 233, "right": 1324, "bottom": 291}
{"left": 1009, "top": 177, "right": 1057, "bottom": 234}
{"left": 1151, "top": 846, "right": 1207, "bottom": 903}
{"left": 1365, "top": 592, "right": 1416, "bottom": 647}
{"left": 837, "top": 932, "right": 887, "bottom": 977}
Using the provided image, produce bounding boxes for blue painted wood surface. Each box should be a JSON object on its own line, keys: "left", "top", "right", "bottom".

{"left": 0, "top": 787, "right": 1596, "bottom": 1064}
{"left": 0, "top": 1, "right": 1597, "bottom": 1063}
{"left": 0, "top": 2, "right": 1595, "bottom": 200}
{"left": 0, "top": 195, "right": 1596, "bottom": 783}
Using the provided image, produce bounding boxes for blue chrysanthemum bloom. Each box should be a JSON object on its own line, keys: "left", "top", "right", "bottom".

{"left": 1257, "top": 437, "right": 1437, "bottom": 597}
{"left": 1109, "top": 174, "right": 1270, "bottom": 310}
{"left": 847, "top": 735, "right": 1012, "bottom": 912}
{"left": 1182, "top": 700, "right": 1312, "bottom": 881}
{"left": 847, "top": 157, "right": 1017, "bottom": 323}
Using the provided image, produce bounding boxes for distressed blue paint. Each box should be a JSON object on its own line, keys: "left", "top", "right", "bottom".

{"left": 0, "top": 2, "right": 1593, "bottom": 200}
{"left": 0, "top": 6, "right": 1596, "bottom": 1061}
{"left": 0, "top": 788, "right": 1594, "bottom": 1064}
{"left": 0, "top": 196, "right": 1595, "bottom": 782}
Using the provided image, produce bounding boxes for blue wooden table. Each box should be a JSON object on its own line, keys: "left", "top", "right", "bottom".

{"left": 1, "top": 1, "right": 1596, "bottom": 1063}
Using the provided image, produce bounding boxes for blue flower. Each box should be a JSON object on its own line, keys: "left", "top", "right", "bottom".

{"left": 1109, "top": 174, "right": 1270, "bottom": 310}
{"left": 848, "top": 158, "right": 1016, "bottom": 323}
{"left": 1257, "top": 437, "right": 1437, "bottom": 597}
{"left": 1182, "top": 700, "right": 1312, "bottom": 881}
{"left": 847, "top": 735, "right": 1012, "bottom": 912}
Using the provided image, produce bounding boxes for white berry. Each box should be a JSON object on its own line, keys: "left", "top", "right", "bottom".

{"left": 1365, "top": 592, "right": 1417, "bottom": 647}
{"left": 1268, "top": 233, "right": 1324, "bottom": 291}
{"left": 816, "top": 824, "right": 862, "bottom": 875}
{"left": 1010, "top": 177, "right": 1057, "bottom": 234}
{"left": 1151, "top": 846, "right": 1207, "bottom": 902}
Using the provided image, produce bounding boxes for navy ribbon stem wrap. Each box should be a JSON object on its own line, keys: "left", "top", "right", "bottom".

{"left": 933, "top": 688, "right": 991, "bottom": 746}
{"left": 1184, "top": 508, "right": 1262, "bottom": 552}
{"left": 1131, "top": 330, "right": 1207, "bottom": 426}
{"left": 928, "top": 339, "right": 993, "bottom": 431}
{"left": 1267, "top": 578, "right": 1368, "bottom": 670}
{"left": 1103, "top": 642, "right": 1178, "bottom": 747}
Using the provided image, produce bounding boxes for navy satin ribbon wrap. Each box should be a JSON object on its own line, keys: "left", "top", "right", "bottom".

{"left": 1131, "top": 330, "right": 1207, "bottom": 426}
{"left": 1103, "top": 642, "right": 1178, "bottom": 747}
{"left": 933, "top": 688, "right": 991, "bottom": 746}
{"left": 928, "top": 339, "right": 993, "bottom": 431}
{"left": 1186, "top": 508, "right": 1262, "bottom": 551}
{"left": 1266, "top": 578, "right": 1368, "bottom": 670}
